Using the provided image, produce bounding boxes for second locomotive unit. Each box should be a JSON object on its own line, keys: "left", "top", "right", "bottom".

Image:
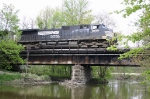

{"left": 19, "top": 24, "right": 116, "bottom": 49}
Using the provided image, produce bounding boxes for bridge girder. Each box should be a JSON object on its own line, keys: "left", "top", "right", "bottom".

{"left": 21, "top": 53, "right": 138, "bottom": 66}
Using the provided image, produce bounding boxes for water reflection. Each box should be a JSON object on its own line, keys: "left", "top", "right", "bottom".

{"left": 0, "top": 80, "right": 149, "bottom": 99}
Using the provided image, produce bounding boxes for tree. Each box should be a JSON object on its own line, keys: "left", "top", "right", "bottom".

{"left": 0, "top": 4, "right": 24, "bottom": 69}
{"left": 92, "top": 66, "right": 112, "bottom": 83}
{"left": 36, "top": 6, "right": 53, "bottom": 29}
{"left": 111, "top": 0, "right": 150, "bottom": 58}
{"left": 62, "top": 0, "right": 93, "bottom": 25}
{"left": 94, "top": 11, "right": 116, "bottom": 28}
{"left": 0, "top": 4, "right": 21, "bottom": 40}
{"left": 50, "top": 8, "right": 64, "bottom": 28}
{"left": 108, "top": 0, "right": 150, "bottom": 91}
{"left": 36, "top": 0, "right": 94, "bottom": 29}
{"left": 20, "top": 17, "right": 36, "bottom": 29}
{"left": 36, "top": 7, "right": 63, "bottom": 29}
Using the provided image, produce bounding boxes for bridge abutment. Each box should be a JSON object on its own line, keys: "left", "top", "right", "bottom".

{"left": 71, "top": 65, "right": 92, "bottom": 84}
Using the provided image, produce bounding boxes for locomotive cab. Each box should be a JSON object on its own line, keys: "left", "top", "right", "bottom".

{"left": 90, "top": 24, "right": 113, "bottom": 39}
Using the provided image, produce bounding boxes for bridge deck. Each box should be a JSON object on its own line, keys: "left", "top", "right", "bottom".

{"left": 20, "top": 48, "right": 138, "bottom": 66}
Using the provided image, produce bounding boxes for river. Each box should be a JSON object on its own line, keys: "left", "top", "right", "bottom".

{"left": 0, "top": 80, "right": 149, "bottom": 99}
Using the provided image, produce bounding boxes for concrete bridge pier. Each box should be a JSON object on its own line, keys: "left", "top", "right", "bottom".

{"left": 71, "top": 65, "right": 92, "bottom": 84}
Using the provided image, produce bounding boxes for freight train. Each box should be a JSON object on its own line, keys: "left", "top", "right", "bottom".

{"left": 19, "top": 24, "right": 117, "bottom": 49}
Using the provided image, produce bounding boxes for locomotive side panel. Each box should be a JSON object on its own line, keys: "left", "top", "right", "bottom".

{"left": 61, "top": 25, "right": 81, "bottom": 40}
{"left": 20, "top": 29, "right": 38, "bottom": 42}
{"left": 61, "top": 26, "right": 71, "bottom": 39}
{"left": 66, "top": 25, "right": 90, "bottom": 40}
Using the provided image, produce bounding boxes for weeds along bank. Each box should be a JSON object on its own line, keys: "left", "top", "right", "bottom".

{"left": 0, "top": 73, "right": 21, "bottom": 83}
{"left": 0, "top": 71, "right": 52, "bottom": 84}
{"left": 0, "top": 66, "right": 146, "bottom": 85}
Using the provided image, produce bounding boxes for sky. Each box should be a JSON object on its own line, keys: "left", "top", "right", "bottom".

{"left": 0, "top": 0, "right": 138, "bottom": 34}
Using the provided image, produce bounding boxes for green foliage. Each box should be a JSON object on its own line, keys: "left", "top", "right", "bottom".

{"left": 119, "top": 47, "right": 143, "bottom": 59}
{"left": 142, "top": 70, "right": 150, "bottom": 81}
{"left": 0, "top": 73, "right": 21, "bottom": 82}
{"left": 0, "top": 4, "right": 21, "bottom": 40}
{"left": 23, "top": 73, "right": 50, "bottom": 81}
{"left": 111, "top": 0, "right": 150, "bottom": 92}
{"left": 0, "top": 4, "right": 24, "bottom": 69}
{"left": 28, "top": 65, "right": 71, "bottom": 77}
{"left": 36, "top": 7, "right": 53, "bottom": 29}
{"left": 108, "top": 0, "right": 150, "bottom": 59}
{"left": 92, "top": 66, "right": 112, "bottom": 81}
{"left": 62, "top": 0, "right": 94, "bottom": 25}
{"left": 107, "top": 32, "right": 124, "bottom": 51}
{"left": 36, "top": 0, "right": 94, "bottom": 29}
{"left": 0, "top": 40, "right": 24, "bottom": 69}
{"left": 107, "top": 45, "right": 118, "bottom": 51}
{"left": 28, "top": 66, "right": 50, "bottom": 76}
{"left": 51, "top": 8, "right": 64, "bottom": 28}
{"left": 36, "top": 7, "right": 63, "bottom": 29}
{"left": 141, "top": 70, "right": 150, "bottom": 91}
{"left": 27, "top": 65, "right": 71, "bottom": 81}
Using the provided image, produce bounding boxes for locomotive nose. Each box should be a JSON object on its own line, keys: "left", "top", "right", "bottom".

{"left": 105, "top": 31, "right": 113, "bottom": 39}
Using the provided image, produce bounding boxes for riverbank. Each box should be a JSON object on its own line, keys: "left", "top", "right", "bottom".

{"left": 0, "top": 70, "right": 144, "bottom": 85}
{"left": 0, "top": 71, "right": 52, "bottom": 84}
{"left": 111, "top": 73, "right": 143, "bottom": 81}
{"left": 0, "top": 70, "right": 72, "bottom": 85}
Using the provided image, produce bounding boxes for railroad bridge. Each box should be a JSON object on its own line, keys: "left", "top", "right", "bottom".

{"left": 20, "top": 48, "right": 138, "bottom": 84}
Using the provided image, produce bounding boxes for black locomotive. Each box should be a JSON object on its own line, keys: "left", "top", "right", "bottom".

{"left": 19, "top": 24, "right": 116, "bottom": 49}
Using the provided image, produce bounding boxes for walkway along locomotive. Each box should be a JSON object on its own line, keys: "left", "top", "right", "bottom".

{"left": 19, "top": 24, "right": 117, "bottom": 49}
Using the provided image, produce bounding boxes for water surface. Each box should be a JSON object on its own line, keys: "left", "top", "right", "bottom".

{"left": 0, "top": 80, "right": 149, "bottom": 99}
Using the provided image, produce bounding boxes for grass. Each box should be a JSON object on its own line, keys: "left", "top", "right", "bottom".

{"left": 22, "top": 73, "right": 51, "bottom": 81}
{"left": 0, "top": 73, "right": 21, "bottom": 82}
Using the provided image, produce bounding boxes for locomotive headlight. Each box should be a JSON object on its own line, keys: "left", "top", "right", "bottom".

{"left": 105, "top": 31, "right": 113, "bottom": 39}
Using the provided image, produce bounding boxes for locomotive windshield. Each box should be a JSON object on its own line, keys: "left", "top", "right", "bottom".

{"left": 92, "top": 25, "right": 98, "bottom": 29}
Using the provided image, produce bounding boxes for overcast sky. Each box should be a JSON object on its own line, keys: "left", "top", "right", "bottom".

{"left": 0, "top": 0, "right": 137, "bottom": 34}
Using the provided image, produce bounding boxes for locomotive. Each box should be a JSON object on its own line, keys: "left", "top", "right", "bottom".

{"left": 19, "top": 24, "right": 116, "bottom": 49}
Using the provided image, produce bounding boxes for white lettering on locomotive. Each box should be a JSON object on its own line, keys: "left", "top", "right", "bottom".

{"left": 50, "top": 35, "right": 60, "bottom": 38}
{"left": 91, "top": 29, "right": 99, "bottom": 33}
{"left": 49, "top": 31, "right": 59, "bottom": 34}
{"left": 38, "top": 31, "right": 60, "bottom": 38}
{"left": 38, "top": 31, "right": 59, "bottom": 35}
